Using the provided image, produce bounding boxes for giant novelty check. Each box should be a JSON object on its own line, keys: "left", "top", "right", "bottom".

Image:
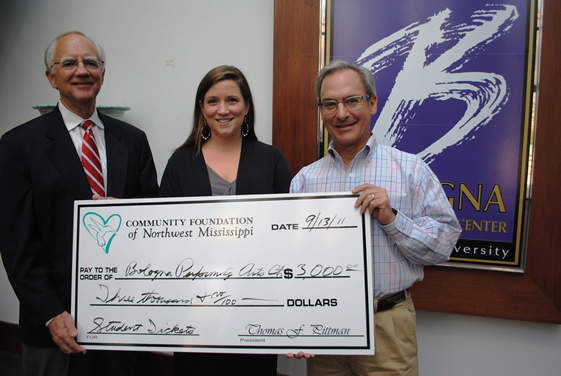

{"left": 71, "top": 193, "right": 374, "bottom": 355}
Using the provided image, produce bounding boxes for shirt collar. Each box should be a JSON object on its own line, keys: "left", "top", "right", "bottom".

{"left": 327, "top": 134, "right": 378, "bottom": 162}
{"left": 58, "top": 102, "right": 104, "bottom": 131}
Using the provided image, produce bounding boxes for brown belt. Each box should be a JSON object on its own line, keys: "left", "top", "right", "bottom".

{"left": 377, "top": 290, "right": 407, "bottom": 313}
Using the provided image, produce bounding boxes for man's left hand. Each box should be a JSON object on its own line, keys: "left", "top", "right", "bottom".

{"left": 353, "top": 184, "right": 396, "bottom": 225}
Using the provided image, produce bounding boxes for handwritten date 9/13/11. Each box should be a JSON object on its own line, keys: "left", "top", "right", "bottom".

{"left": 271, "top": 213, "right": 354, "bottom": 231}
{"left": 304, "top": 213, "right": 354, "bottom": 231}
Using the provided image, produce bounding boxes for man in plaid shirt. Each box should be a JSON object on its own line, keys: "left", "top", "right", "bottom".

{"left": 289, "top": 60, "right": 461, "bottom": 375}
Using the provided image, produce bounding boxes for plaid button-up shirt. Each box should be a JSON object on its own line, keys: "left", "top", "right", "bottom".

{"left": 290, "top": 135, "right": 461, "bottom": 297}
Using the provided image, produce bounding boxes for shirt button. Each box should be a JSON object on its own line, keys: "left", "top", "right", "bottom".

{"left": 349, "top": 173, "right": 354, "bottom": 177}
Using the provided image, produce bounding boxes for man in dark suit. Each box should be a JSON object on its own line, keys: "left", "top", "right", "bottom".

{"left": 0, "top": 31, "right": 158, "bottom": 376}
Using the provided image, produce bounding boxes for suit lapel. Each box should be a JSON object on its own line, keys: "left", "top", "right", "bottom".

{"left": 191, "top": 150, "right": 213, "bottom": 195}
{"left": 101, "top": 113, "right": 128, "bottom": 198}
{"left": 45, "top": 108, "right": 92, "bottom": 198}
{"left": 236, "top": 139, "right": 254, "bottom": 194}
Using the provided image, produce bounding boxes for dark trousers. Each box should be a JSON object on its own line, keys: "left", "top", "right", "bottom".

{"left": 23, "top": 344, "right": 139, "bottom": 376}
{"left": 173, "top": 352, "right": 277, "bottom": 375}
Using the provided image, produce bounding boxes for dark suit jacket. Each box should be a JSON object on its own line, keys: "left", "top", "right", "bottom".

{"left": 0, "top": 107, "right": 158, "bottom": 346}
{"left": 159, "top": 138, "right": 292, "bottom": 197}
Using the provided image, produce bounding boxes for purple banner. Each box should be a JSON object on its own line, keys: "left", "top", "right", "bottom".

{"left": 331, "top": 0, "right": 536, "bottom": 269}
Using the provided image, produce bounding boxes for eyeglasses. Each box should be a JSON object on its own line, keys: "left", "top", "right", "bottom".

{"left": 318, "top": 95, "right": 371, "bottom": 114}
{"left": 51, "top": 57, "right": 104, "bottom": 71}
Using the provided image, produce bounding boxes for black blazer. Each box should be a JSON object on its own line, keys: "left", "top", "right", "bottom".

{"left": 0, "top": 107, "right": 158, "bottom": 346}
{"left": 159, "top": 138, "right": 292, "bottom": 197}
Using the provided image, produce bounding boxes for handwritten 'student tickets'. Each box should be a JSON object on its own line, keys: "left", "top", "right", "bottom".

{"left": 71, "top": 193, "right": 374, "bottom": 355}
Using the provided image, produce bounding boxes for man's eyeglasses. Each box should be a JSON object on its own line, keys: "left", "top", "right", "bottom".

{"left": 318, "top": 95, "right": 371, "bottom": 114}
{"left": 51, "top": 57, "right": 104, "bottom": 71}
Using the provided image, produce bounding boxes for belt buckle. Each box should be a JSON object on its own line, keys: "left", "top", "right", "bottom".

{"left": 376, "top": 290, "right": 406, "bottom": 313}
{"left": 377, "top": 299, "right": 396, "bottom": 312}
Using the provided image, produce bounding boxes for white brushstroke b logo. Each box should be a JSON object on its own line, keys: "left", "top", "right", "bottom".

{"left": 358, "top": 5, "right": 519, "bottom": 163}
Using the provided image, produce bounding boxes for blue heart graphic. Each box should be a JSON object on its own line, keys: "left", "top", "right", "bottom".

{"left": 83, "top": 212, "right": 121, "bottom": 254}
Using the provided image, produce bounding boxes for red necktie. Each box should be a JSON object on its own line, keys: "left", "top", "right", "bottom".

{"left": 81, "top": 120, "right": 105, "bottom": 197}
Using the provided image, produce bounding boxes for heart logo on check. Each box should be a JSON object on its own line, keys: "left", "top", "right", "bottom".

{"left": 83, "top": 213, "right": 122, "bottom": 254}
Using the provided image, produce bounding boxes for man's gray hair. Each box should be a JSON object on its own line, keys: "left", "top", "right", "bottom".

{"left": 44, "top": 31, "right": 106, "bottom": 74}
{"left": 316, "top": 60, "right": 376, "bottom": 102}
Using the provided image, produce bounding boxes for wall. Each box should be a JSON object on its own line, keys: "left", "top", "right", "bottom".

{"left": 0, "top": 1, "right": 560, "bottom": 375}
{"left": 0, "top": 0, "right": 275, "bottom": 178}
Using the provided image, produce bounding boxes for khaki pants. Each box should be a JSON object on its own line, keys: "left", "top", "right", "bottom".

{"left": 307, "top": 290, "right": 418, "bottom": 376}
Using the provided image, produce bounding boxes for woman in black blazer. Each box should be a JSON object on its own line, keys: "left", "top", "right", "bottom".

{"left": 160, "top": 65, "right": 292, "bottom": 375}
